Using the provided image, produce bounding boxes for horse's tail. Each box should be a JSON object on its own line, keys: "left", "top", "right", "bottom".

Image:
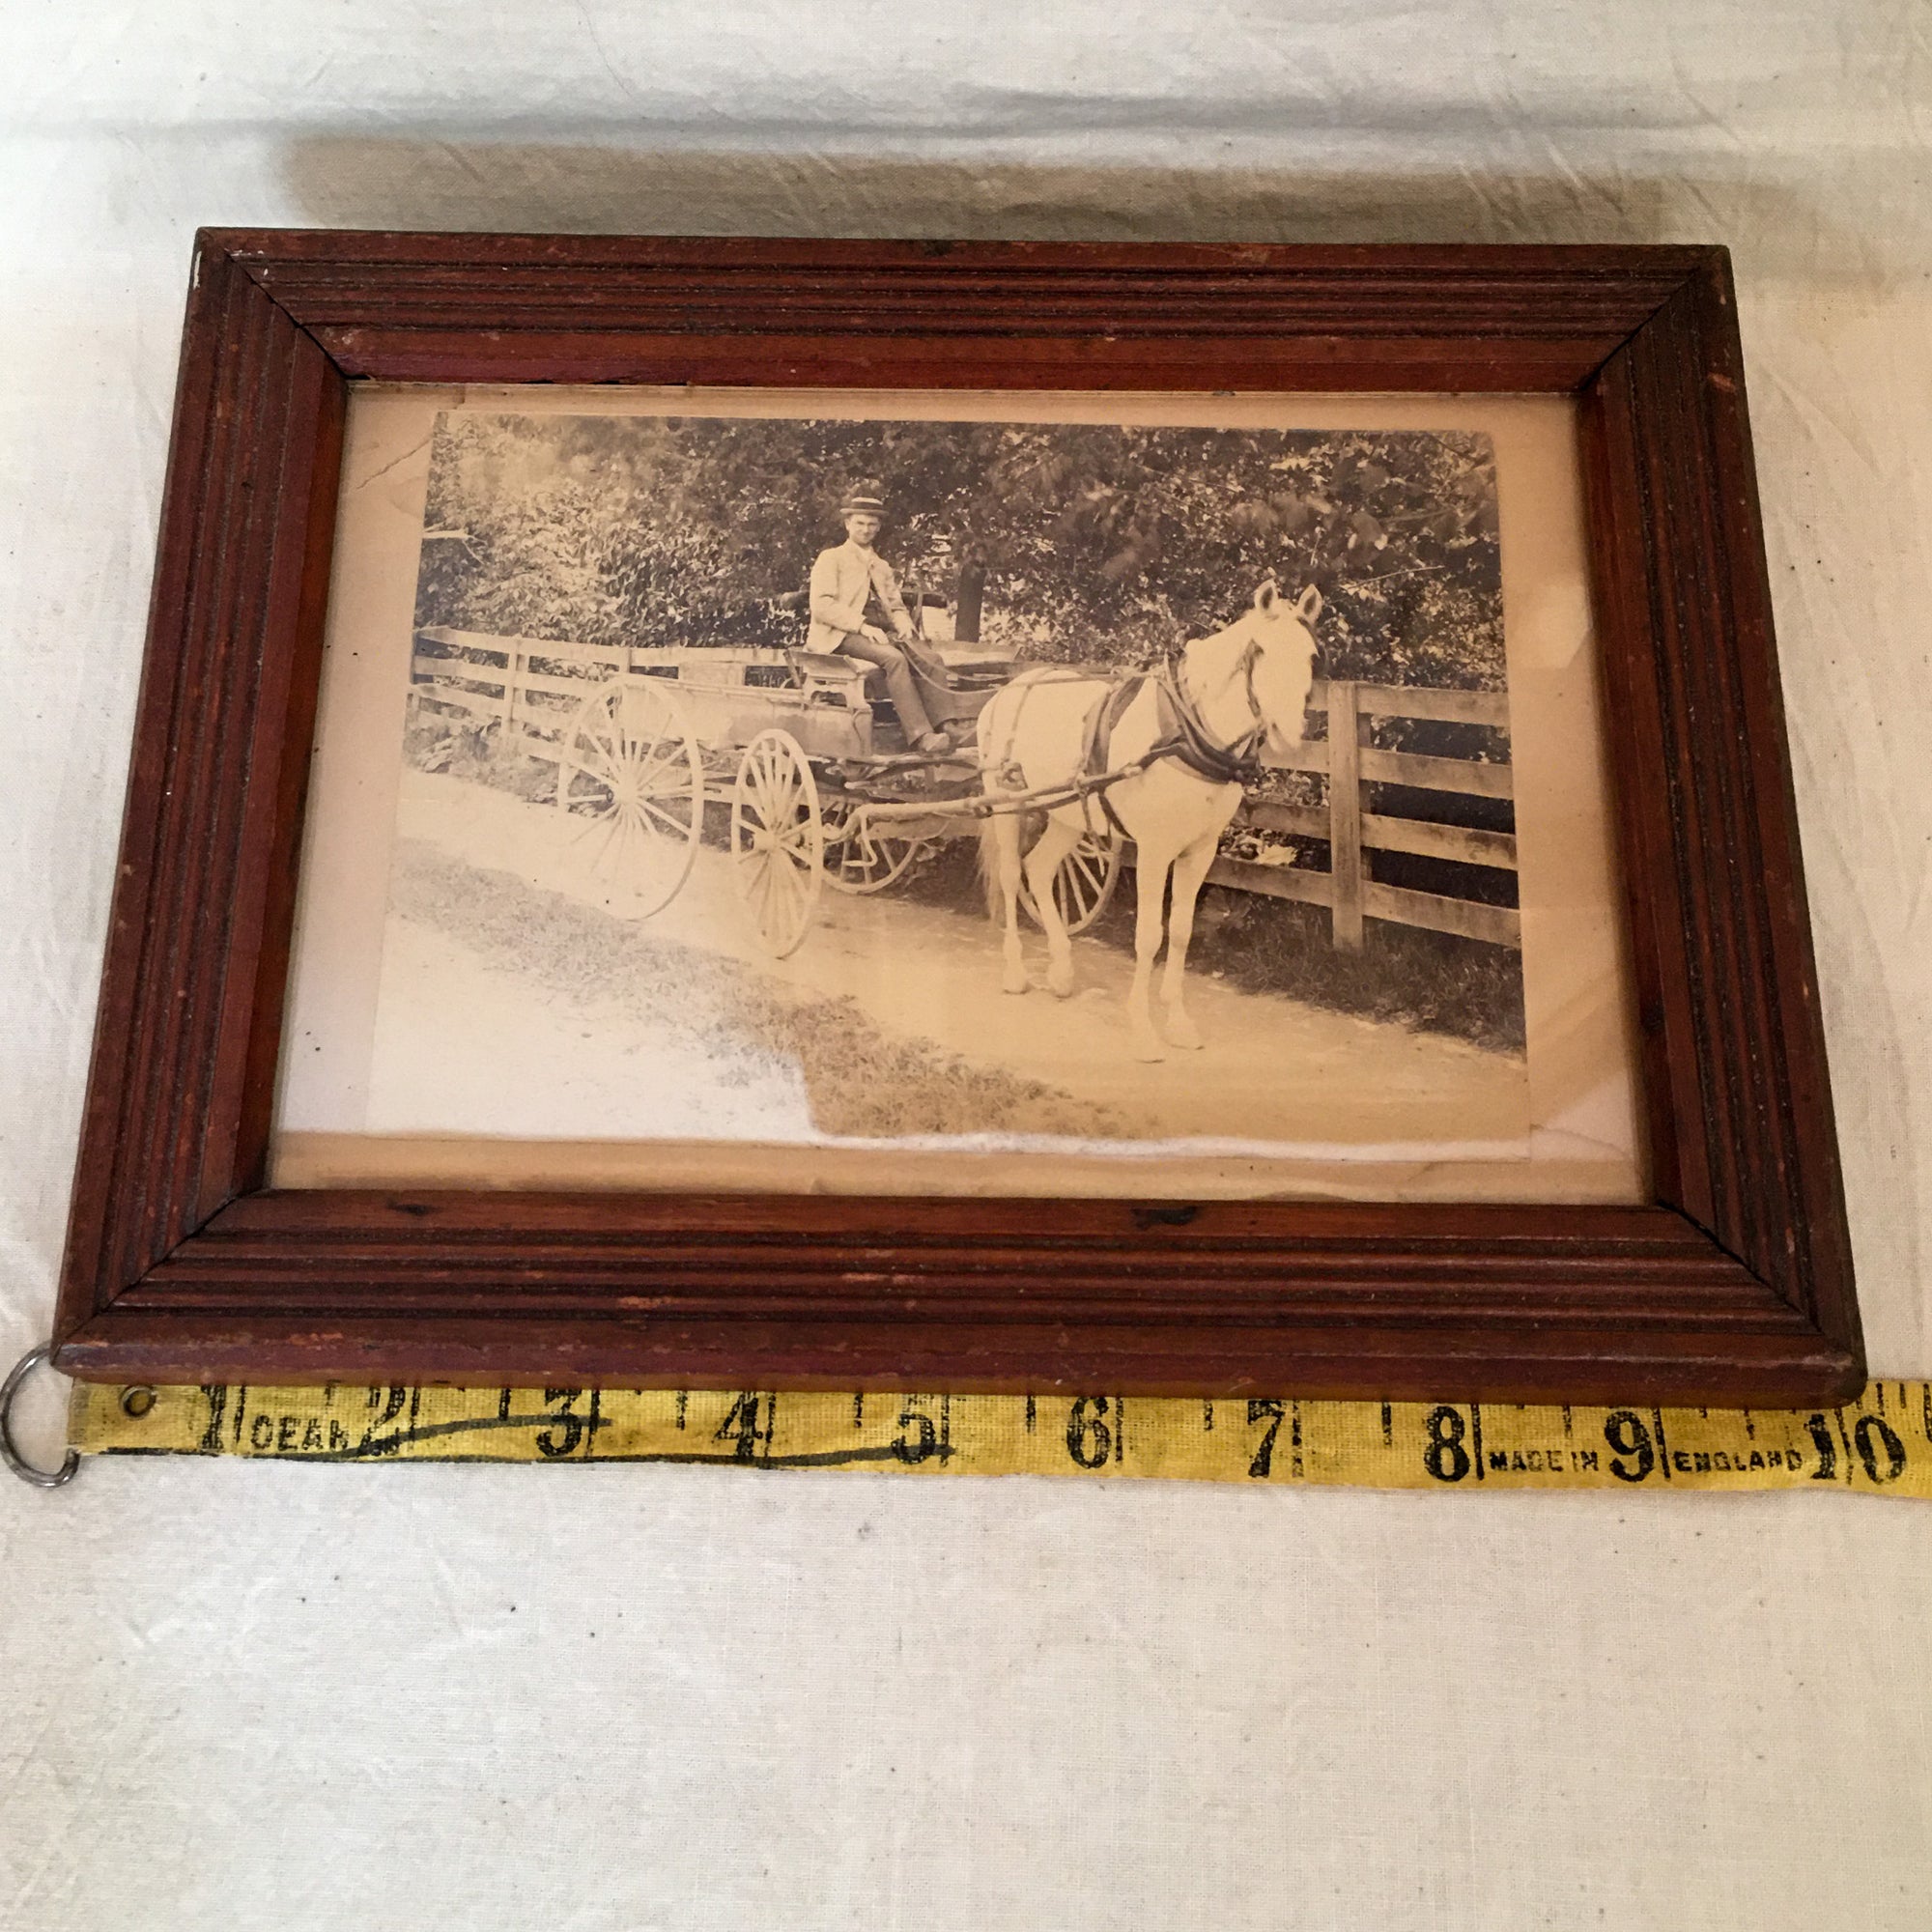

{"left": 976, "top": 685, "right": 1015, "bottom": 924}
{"left": 977, "top": 813, "right": 1004, "bottom": 923}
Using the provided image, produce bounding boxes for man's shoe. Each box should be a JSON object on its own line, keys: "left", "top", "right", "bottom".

{"left": 916, "top": 731, "right": 953, "bottom": 755}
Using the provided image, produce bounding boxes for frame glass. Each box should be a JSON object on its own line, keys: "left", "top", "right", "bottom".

{"left": 276, "top": 383, "right": 1641, "bottom": 1208}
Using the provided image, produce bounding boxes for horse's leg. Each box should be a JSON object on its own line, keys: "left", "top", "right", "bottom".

{"left": 1157, "top": 833, "right": 1222, "bottom": 1051}
{"left": 1023, "top": 812, "right": 1084, "bottom": 999}
{"left": 988, "top": 806, "right": 1030, "bottom": 995}
{"left": 1126, "top": 838, "right": 1175, "bottom": 1062}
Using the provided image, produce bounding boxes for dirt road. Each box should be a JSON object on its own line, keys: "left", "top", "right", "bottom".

{"left": 380, "top": 771, "right": 1530, "bottom": 1154}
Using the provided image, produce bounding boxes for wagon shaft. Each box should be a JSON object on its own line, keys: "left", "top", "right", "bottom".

{"left": 831, "top": 804, "right": 963, "bottom": 845}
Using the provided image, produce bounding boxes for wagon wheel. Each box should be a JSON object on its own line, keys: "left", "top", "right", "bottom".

{"left": 731, "top": 730, "right": 824, "bottom": 957}
{"left": 554, "top": 675, "right": 703, "bottom": 917}
{"left": 821, "top": 799, "right": 928, "bottom": 895}
{"left": 1021, "top": 826, "right": 1122, "bottom": 936}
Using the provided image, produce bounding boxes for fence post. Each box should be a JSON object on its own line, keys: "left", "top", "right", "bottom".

{"left": 1327, "top": 679, "right": 1364, "bottom": 951}
{"left": 405, "top": 633, "right": 422, "bottom": 729}
{"left": 499, "top": 641, "right": 524, "bottom": 760}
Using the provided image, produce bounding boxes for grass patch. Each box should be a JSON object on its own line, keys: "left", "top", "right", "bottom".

{"left": 1181, "top": 891, "right": 1525, "bottom": 1054}
{"left": 392, "top": 838, "right": 1125, "bottom": 1140}
{"left": 407, "top": 717, "right": 559, "bottom": 805}
{"left": 899, "top": 840, "right": 1524, "bottom": 1055}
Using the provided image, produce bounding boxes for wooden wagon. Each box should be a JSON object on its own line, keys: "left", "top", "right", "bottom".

{"left": 527, "top": 640, "right": 1122, "bottom": 957}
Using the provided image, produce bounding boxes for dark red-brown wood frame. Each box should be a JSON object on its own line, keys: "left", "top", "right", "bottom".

{"left": 50, "top": 233, "right": 1862, "bottom": 1405}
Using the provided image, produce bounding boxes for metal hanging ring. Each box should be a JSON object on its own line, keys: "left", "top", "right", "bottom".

{"left": 1, "top": 1345, "right": 80, "bottom": 1489}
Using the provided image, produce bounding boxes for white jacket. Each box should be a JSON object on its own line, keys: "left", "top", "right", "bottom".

{"left": 806, "top": 539, "right": 910, "bottom": 652}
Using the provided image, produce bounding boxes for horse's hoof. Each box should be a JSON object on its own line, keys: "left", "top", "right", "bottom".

{"left": 1003, "top": 973, "right": 1031, "bottom": 997}
{"left": 1047, "top": 966, "right": 1076, "bottom": 1000}
{"left": 1163, "top": 1018, "right": 1205, "bottom": 1051}
{"left": 1133, "top": 1041, "right": 1167, "bottom": 1064}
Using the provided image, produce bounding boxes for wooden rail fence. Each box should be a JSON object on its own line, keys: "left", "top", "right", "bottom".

{"left": 409, "top": 628, "right": 635, "bottom": 745}
{"left": 1217, "top": 675, "right": 1518, "bottom": 952}
{"left": 410, "top": 629, "right": 1519, "bottom": 952}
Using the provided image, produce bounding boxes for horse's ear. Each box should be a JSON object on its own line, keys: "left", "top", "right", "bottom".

{"left": 1255, "top": 579, "right": 1278, "bottom": 612}
{"left": 1294, "top": 583, "right": 1322, "bottom": 622}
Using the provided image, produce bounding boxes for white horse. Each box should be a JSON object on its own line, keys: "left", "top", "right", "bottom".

{"left": 977, "top": 581, "right": 1321, "bottom": 1061}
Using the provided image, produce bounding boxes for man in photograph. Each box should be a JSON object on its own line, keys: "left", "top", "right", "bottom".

{"left": 807, "top": 486, "right": 952, "bottom": 753}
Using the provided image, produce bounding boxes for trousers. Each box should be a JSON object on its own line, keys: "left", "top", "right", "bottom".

{"left": 834, "top": 629, "right": 938, "bottom": 743}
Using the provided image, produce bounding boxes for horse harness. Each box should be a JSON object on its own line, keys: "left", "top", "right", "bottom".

{"left": 1043, "top": 648, "right": 1269, "bottom": 838}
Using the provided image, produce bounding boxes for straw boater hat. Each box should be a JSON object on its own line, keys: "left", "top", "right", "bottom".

{"left": 839, "top": 484, "right": 886, "bottom": 517}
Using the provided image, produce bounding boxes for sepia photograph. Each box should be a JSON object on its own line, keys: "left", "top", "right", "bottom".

{"left": 273, "top": 386, "right": 1640, "bottom": 1200}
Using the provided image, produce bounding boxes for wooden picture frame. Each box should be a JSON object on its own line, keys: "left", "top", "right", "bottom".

{"left": 50, "top": 232, "right": 1862, "bottom": 1405}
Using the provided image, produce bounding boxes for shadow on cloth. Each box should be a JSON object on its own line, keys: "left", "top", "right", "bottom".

{"left": 272, "top": 137, "right": 1885, "bottom": 287}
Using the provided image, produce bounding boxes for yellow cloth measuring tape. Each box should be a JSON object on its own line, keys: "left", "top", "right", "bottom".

{"left": 69, "top": 1378, "right": 1932, "bottom": 1496}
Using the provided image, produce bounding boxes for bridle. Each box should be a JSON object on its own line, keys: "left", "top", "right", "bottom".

{"left": 1165, "top": 628, "right": 1278, "bottom": 780}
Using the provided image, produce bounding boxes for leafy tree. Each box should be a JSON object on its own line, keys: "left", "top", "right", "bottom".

{"left": 414, "top": 412, "right": 1502, "bottom": 689}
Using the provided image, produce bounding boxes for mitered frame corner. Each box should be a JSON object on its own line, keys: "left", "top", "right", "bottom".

{"left": 51, "top": 234, "right": 1862, "bottom": 1406}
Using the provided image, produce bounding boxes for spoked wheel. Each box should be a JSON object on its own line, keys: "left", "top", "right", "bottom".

{"left": 554, "top": 676, "right": 704, "bottom": 916}
{"left": 821, "top": 799, "right": 928, "bottom": 895}
{"left": 731, "top": 730, "right": 824, "bottom": 957}
{"left": 1021, "top": 826, "right": 1123, "bottom": 936}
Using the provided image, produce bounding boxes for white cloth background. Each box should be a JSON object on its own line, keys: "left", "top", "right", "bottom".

{"left": 3, "top": 5, "right": 1930, "bottom": 1926}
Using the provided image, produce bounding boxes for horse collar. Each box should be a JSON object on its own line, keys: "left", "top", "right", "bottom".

{"left": 1159, "top": 647, "right": 1264, "bottom": 785}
